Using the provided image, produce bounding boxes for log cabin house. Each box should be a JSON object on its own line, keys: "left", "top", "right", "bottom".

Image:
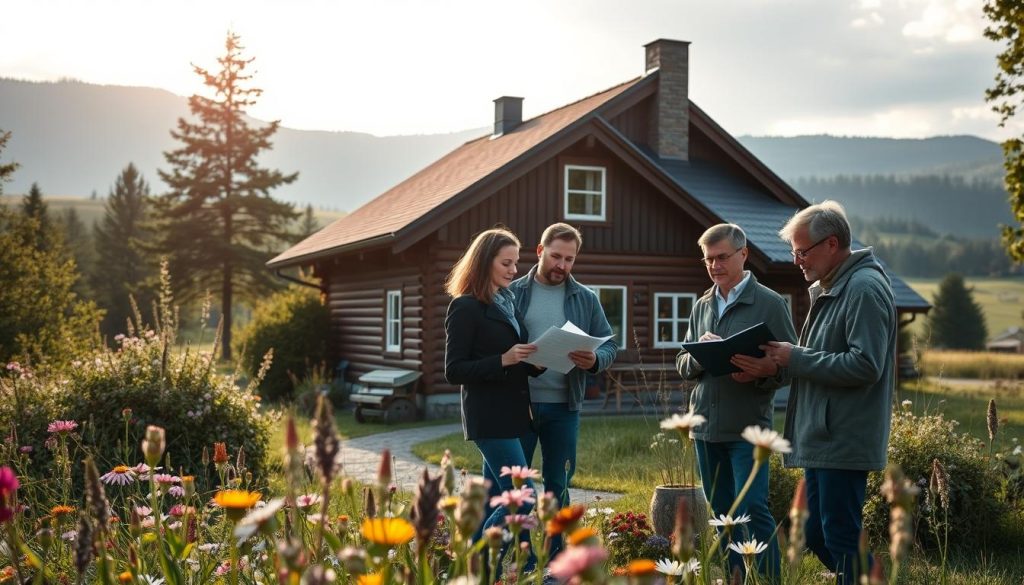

{"left": 268, "top": 39, "right": 930, "bottom": 417}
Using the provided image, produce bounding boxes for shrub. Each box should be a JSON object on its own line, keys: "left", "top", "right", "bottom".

{"left": 1, "top": 270, "right": 275, "bottom": 490}
{"left": 768, "top": 452, "right": 803, "bottom": 523}
{"left": 862, "top": 406, "right": 1007, "bottom": 552}
{"left": 601, "top": 510, "right": 669, "bottom": 567}
{"left": 235, "top": 285, "right": 329, "bottom": 402}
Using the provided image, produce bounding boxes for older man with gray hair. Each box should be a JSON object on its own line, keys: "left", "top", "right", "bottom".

{"left": 676, "top": 223, "right": 796, "bottom": 580}
{"left": 761, "top": 201, "right": 896, "bottom": 585}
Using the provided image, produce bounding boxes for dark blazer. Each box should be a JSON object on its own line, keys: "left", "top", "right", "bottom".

{"left": 444, "top": 294, "right": 537, "bottom": 440}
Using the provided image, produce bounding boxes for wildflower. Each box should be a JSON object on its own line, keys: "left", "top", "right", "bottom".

{"left": 929, "top": 458, "right": 950, "bottom": 512}
{"left": 377, "top": 448, "right": 392, "bottom": 487}
{"left": 489, "top": 487, "right": 536, "bottom": 513}
{"left": 235, "top": 498, "right": 285, "bottom": 542}
{"left": 167, "top": 485, "right": 185, "bottom": 497}
{"left": 61, "top": 530, "right": 77, "bottom": 541}
{"left": 787, "top": 478, "right": 808, "bottom": 567}
{"left": 153, "top": 474, "right": 180, "bottom": 485}
{"left": 546, "top": 504, "right": 587, "bottom": 535}
{"left": 18, "top": 446, "right": 32, "bottom": 454}
{"left": 987, "top": 399, "right": 999, "bottom": 444}
{"left": 295, "top": 493, "right": 321, "bottom": 510}
{"left": 213, "top": 442, "right": 229, "bottom": 465}
{"left": 0, "top": 467, "right": 20, "bottom": 523}
{"left": 356, "top": 574, "right": 382, "bottom": 585}
{"left": 567, "top": 526, "right": 599, "bottom": 546}
{"left": 47, "top": 420, "right": 78, "bottom": 434}
{"left": 360, "top": 517, "right": 415, "bottom": 546}
{"left": 100, "top": 465, "right": 137, "bottom": 486}
{"left": 881, "top": 465, "right": 918, "bottom": 566}
{"left": 655, "top": 558, "right": 686, "bottom": 576}
{"left": 51, "top": 505, "right": 77, "bottom": 519}
{"left": 83, "top": 457, "right": 110, "bottom": 526}
{"left": 504, "top": 514, "right": 538, "bottom": 531}
{"left": 741, "top": 425, "right": 792, "bottom": 464}
{"left": 660, "top": 410, "right": 707, "bottom": 433}
{"left": 500, "top": 465, "right": 541, "bottom": 488}
{"left": 547, "top": 546, "right": 608, "bottom": 581}
{"left": 131, "top": 463, "right": 160, "bottom": 480}
{"left": 214, "top": 557, "right": 248, "bottom": 576}
{"left": 410, "top": 468, "right": 442, "bottom": 550}
{"left": 74, "top": 514, "right": 94, "bottom": 576}
{"left": 708, "top": 513, "right": 751, "bottom": 528}
{"left": 314, "top": 395, "right": 341, "bottom": 484}
{"left": 454, "top": 477, "right": 488, "bottom": 538}
{"left": 141, "top": 426, "right": 165, "bottom": 467}
{"left": 198, "top": 543, "right": 221, "bottom": 553}
{"left": 627, "top": 559, "right": 658, "bottom": 575}
{"left": 214, "top": 490, "right": 262, "bottom": 521}
{"left": 727, "top": 538, "right": 768, "bottom": 557}
{"left": 168, "top": 504, "right": 196, "bottom": 518}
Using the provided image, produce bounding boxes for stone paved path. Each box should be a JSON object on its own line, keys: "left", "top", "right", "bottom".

{"left": 340, "top": 423, "right": 622, "bottom": 504}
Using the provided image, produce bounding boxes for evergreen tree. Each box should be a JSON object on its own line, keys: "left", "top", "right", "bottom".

{"left": 985, "top": 0, "right": 1024, "bottom": 262}
{"left": 157, "top": 32, "right": 298, "bottom": 360}
{"left": 0, "top": 129, "right": 17, "bottom": 194}
{"left": 927, "top": 273, "right": 988, "bottom": 350}
{"left": 93, "top": 163, "right": 156, "bottom": 338}
{"left": 0, "top": 204, "right": 102, "bottom": 365}
{"left": 59, "top": 206, "right": 96, "bottom": 299}
{"left": 20, "top": 182, "right": 58, "bottom": 251}
{"left": 297, "top": 203, "right": 319, "bottom": 238}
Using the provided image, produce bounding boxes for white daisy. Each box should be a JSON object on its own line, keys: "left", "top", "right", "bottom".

{"left": 708, "top": 513, "right": 751, "bottom": 528}
{"left": 660, "top": 410, "right": 707, "bottom": 433}
{"left": 727, "top": 538, "right": 768, "bottom": 557}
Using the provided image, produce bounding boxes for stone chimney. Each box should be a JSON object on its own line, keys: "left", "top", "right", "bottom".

{"left": 493, "top": 96, "right": 524, "bottom": 137}
{"left": 644, "top": 39, "right": 690, "bottom": 161}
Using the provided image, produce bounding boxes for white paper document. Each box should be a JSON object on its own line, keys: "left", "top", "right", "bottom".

{"left": 524, "top": 320, "right": 614, "bottom": 374}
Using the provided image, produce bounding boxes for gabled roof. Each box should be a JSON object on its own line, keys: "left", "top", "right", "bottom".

{"left": 268, "top": 78, "right": 642, "bottom": 268}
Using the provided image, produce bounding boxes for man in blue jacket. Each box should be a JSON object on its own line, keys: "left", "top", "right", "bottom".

{"left": 510, "top": 223, "right": 618, "bottom": 553}
{"left": 764, "top": 201, "right": 897, "bottom": 585}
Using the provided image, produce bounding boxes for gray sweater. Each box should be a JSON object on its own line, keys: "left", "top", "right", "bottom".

{"left": 783, "top": 249, "right": 897, "bottom": 471}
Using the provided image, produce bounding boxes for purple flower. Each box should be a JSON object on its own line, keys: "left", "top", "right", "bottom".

{"left": 47, "top": 420, "right": 78, "bottom": 434}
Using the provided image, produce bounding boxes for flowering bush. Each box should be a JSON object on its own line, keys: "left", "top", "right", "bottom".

{"left": 863, "top": 406, "right": 1006, "bottom": 551}
{"left": 1, "top": 268, "right": 275, "bottom": 487}
{"left": 601, "top": 511, "right": 669, "bottom": 567}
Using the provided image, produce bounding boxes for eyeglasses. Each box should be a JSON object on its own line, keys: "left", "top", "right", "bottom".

{"left": 699, "top": 248, "right": 743, "bottom": 267}
{"left": 790, "top": 236, "right": 832, "bottom": 260}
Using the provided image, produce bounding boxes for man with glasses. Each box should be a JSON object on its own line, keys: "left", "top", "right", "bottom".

{"left": 761, "top": 200, "right": 896, "bottom": 585}
{"left": 675, "top": 223, "right": 796, "bottom": 580}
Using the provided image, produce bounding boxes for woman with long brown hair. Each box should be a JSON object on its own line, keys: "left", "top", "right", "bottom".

{"left": 444, "top": 227, "right": 541, "bottom": 539}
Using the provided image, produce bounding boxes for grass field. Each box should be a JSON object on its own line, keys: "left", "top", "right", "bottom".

{"left": 903, "top": 276, "right": 1024, "bottom": 341}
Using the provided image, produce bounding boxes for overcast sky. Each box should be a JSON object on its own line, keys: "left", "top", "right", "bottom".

{"left": 0, "top": 0, "right": 1012, "bottom": 140}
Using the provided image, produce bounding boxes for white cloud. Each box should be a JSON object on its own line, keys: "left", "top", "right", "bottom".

{"left": 851, "top": 12, "right": 885, "bottom": 28}
{"left": 902, "top": 0, "right": 985, "bottom": 44}
{"left": 762, "top": 103, "right": 1020, "bottom": 140}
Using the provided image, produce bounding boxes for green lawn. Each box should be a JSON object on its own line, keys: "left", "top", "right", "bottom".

{"left": 903, "top": 276, "right": 1024, "bottom": 341}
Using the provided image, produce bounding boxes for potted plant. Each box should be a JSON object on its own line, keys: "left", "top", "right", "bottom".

{"left": 649, "top": 410, "right": 709, "bottom": 536}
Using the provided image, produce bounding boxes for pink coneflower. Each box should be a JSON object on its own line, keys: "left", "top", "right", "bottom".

{"left": 504, "top": 514, "right": 538, "bottom": 531}
{"left": 295, "top": 493, "right": 321, "bottom": 510}
{"left": 500, "top": 465, "right": 541, "bottom": 489}
{"left": 153, "top": 474, "right": 180, "bottom": 485}
{"left": 489, "top": 487, "right": 536, "bottom": 511}
{"left": 548, "top": 545, "right": 609, "bottom": 581}
{"left": 100, "top": 465, "right": 136, "bottom": 486}
{"left": 167, "top": 486, "right": 185, "bottom": 498}
{"left": 47, "top": 420, "right": 78, "bottom": 435}
{"left": 168, "top": 504, "right": 195, "bottom": 518}
{"left": 134, "top": 506, "right": 153, "bottom": 517}
{"left": 131, "top": 464, "right": 161, "bottom": 481}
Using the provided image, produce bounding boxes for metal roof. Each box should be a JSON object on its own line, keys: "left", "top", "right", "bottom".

{"left": 655, "top": 157, "right": 931, "bottom": 312}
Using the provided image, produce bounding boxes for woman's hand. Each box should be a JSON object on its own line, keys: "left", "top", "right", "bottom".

{"left": 501, "top": 344, "right": 537, "bottom": 367}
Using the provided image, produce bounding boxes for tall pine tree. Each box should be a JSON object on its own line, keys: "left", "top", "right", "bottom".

{"left": 93, "top": 163, "right": 156, "bottom": 338}
{"left": 21, "top": 182, "right": 58, "bottom": 252}
{"left": 157, "top": 32, "right": 298, "bottom": 360}
{"left": 0, "top": 129, "right": 17, "bottom": 193}
{"left": 59, "top": 206, "right": 96, "bottom": 299}
{"left": 927, "top": 273, "right": 988, "bottom": 350}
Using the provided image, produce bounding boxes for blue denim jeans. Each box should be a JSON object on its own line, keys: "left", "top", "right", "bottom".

{"left": 804, "top": 468, "right": 869, "bottom": 585}
{"left": 474, "top": 438, "right": 536, "bottom": 533}
{"left": 519, "top": 402, "right": 580, "bottom": 558}
{"left": 695, "top": 439, "right": 780, "bottom": 579}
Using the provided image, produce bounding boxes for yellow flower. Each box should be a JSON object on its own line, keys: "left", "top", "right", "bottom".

{"left": 214, "top": 490, "right": 261, "bottom": 521}
{"left": 360, "top": 517, "right": 415, "bottom": 546}
{"left": 357, "top": 574, "right": 382, "bottom": 585}
{"left": 118, "top": 571, "right": 133, "bottom": 583}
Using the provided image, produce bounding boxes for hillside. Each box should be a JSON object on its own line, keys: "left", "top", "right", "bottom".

{"left": 0, "top": 78, "right": 482, "bottom": 210}
{"left": 0, "top": 78, "right": 1014, "bottom": 238}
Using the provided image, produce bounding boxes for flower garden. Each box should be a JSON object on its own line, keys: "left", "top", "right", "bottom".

{"left": 1, "top": 286, "right": 1023, "bottom": 583}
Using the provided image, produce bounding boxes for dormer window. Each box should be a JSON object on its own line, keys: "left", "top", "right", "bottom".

{"left": 564, "top": 165, "right": 606, "bottom": 221}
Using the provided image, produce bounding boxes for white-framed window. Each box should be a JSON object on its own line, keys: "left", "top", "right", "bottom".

{"left": 564, "top": 165, "right": 606, "bottom": 221}
{"left": 587, "top": 285, "right": 627, "bottom": 349}
{"left": 653, "top": 293, "right": 697, "bottom": 348}
{"left": 385, "top": 290, "right": 402, "bottom": 353}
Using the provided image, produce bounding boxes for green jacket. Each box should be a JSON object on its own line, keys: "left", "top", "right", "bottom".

{"left": 783, "top": 249, "right": 897, "bottom": 471}
{"left": 676, "top": 273, "right": 797, "bottom": 442}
